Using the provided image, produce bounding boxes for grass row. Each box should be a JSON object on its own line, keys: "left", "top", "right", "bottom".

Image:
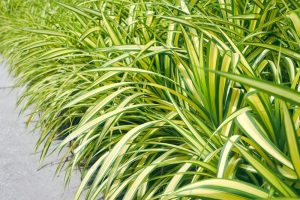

{"left": 0, "top": 0, "right": 300, "bottom": 199}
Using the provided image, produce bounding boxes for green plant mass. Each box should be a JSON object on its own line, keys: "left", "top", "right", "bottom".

{"left": 0, "top": 0, "right": 300, "bottom": 199}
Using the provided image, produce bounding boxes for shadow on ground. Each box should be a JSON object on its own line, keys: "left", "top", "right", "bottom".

{"left": 0, "top": 61, "right": 81, "bottom": 200}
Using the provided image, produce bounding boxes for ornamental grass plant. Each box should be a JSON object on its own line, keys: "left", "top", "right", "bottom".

{"left": 0, "top": 0, "right": 300, "bottom": 199}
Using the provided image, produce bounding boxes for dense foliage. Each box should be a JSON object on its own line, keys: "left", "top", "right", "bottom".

{"left": 1, "top": 0, "right": 300, "bottom": 199}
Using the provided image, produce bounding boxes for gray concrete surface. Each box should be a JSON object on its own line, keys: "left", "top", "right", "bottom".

{"left": 0, "top": 61, "right": 81, "bottom": 200}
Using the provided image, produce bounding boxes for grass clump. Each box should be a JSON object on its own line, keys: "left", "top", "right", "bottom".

{"left": 0, "top": 0, "right": 300, "bottom": 199}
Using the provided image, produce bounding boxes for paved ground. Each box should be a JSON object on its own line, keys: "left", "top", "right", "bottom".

{"left": 0, "top": 61, "right": 81, "bottom": 200}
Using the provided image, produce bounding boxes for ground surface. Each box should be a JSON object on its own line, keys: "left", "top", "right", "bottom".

{"left": 0, "top": 61, "right": 80, "bottom": 200}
